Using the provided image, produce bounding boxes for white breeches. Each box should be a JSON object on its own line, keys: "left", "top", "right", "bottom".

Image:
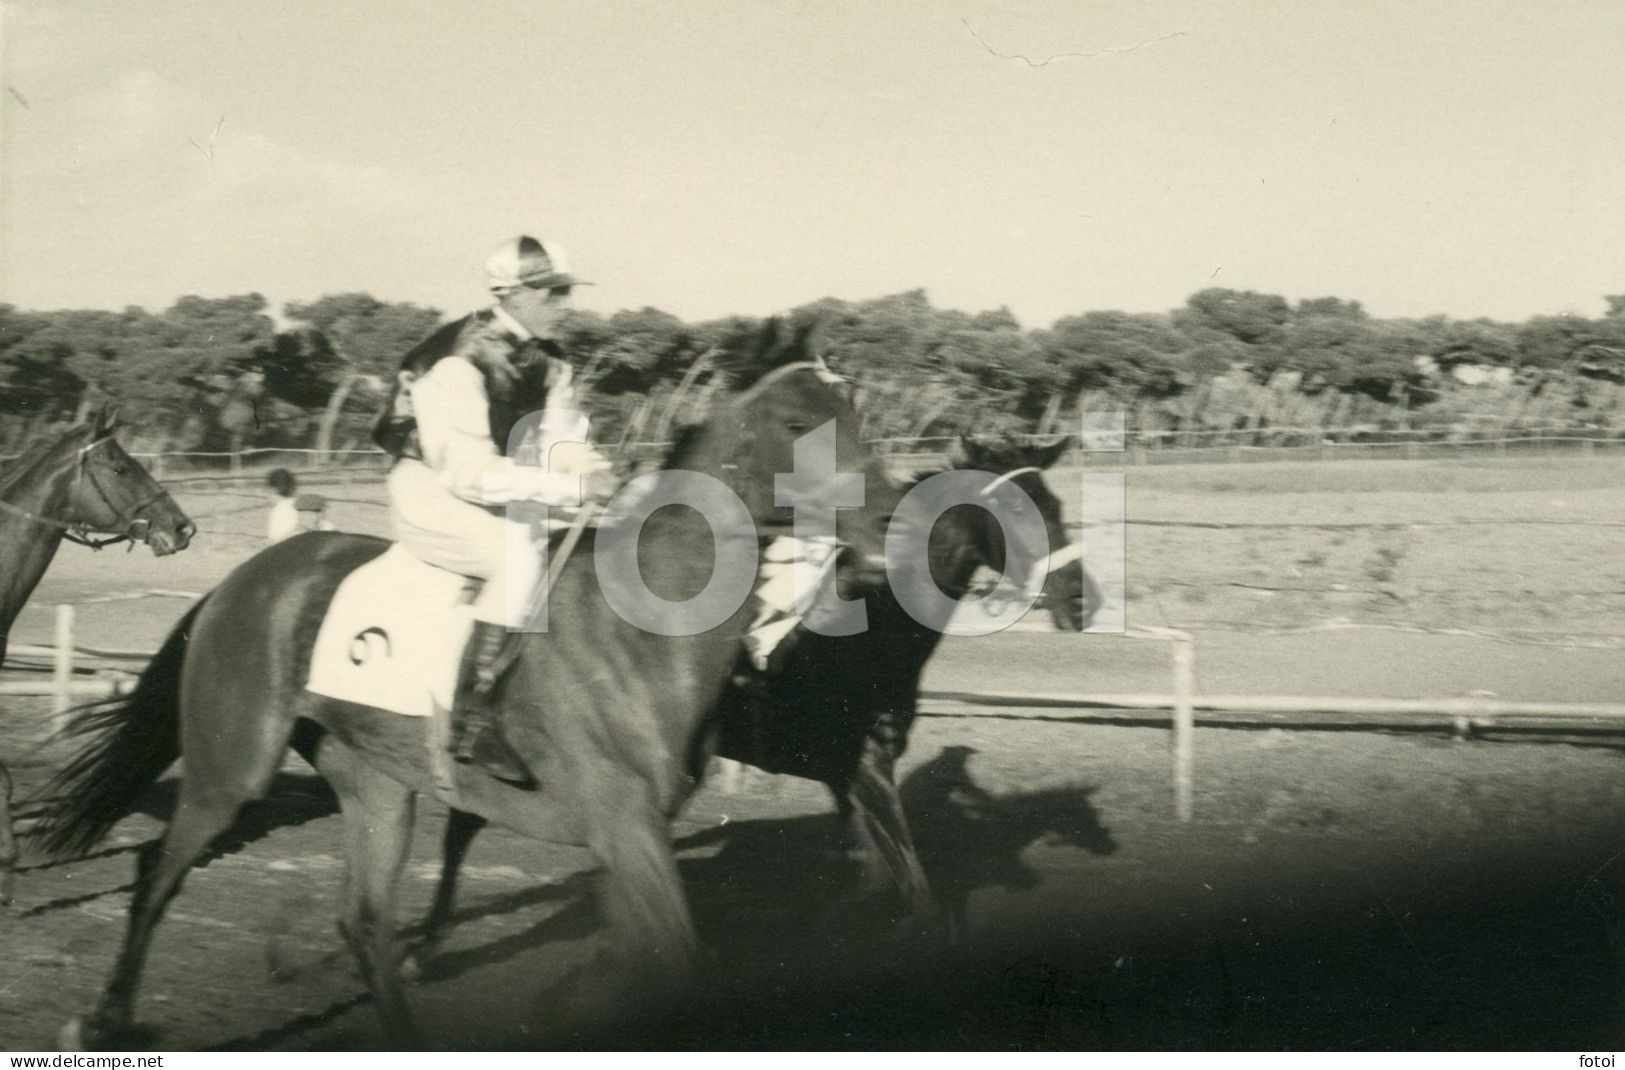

{"left": 387, "top": 460, "right": 542, "bottom": 628}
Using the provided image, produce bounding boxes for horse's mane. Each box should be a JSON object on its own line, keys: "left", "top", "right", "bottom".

{"left": 713, "top": 315, "right": 824, "bottom": 393}
{"left": 652, "top": 316, "right": 819, "bottom": 470}
{"left": 659, "top": 422, "right": 707, "bottom": 470}
{"left": 900, "top": 465, "right": 945, "bottom": 492}
{"left": 0, "top": 424, "right": 92, "bottom": 494}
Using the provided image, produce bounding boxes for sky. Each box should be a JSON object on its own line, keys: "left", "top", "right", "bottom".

{"left": 2, "top": 0, "right": 1623, "bottom": 329}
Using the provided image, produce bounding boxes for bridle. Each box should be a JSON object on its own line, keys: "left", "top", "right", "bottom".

{"left": 0, "top": 438, "right": 169, "bottom": 550}
{"left": 971, "top": 465, "right": 1086, "bottom": 617}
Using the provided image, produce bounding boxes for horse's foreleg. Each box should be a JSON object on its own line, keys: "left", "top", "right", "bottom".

{"left": 846, "top": 738, "right": 939, "bottom": 927}
{"left": 409, "top": 808, "right": 486, "bottom": 972}
{"left": 0, "top": 759, "right": 16, "bottom": 908}
{"left": 827, "top": 779, "right": 892, "bottom": 894}
{"left": 321, "top": 744, "right": 421, "bottom": 1048}
{"left": 65, "top": 787, "right": 243, "bottom": 1049}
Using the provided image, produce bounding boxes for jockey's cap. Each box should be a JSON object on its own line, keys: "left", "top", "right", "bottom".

{"left": 484, "top": 235, "right": 588, "bottom": 292}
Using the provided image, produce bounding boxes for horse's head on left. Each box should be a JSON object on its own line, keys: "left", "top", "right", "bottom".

{"left": 59, "top": 410, "right": 195, "bottom": 555}
{"left": 710, "top": 316, "right": 902, "bottom": 585}
{"left": 958, "top": 434, "right": 1099, "bottom": 632}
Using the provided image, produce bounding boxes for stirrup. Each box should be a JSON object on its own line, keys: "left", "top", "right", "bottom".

{"left": 460, "top": 725, "right": 535, "bottom": 788}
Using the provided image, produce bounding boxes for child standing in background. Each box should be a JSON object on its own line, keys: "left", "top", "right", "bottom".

{"left": 266, "top": 468, "right": 299, "bottom": 543}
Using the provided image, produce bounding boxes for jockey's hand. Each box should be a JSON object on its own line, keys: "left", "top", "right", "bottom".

{"left": 582, "top": 466, "right": 620, "bottom": 506}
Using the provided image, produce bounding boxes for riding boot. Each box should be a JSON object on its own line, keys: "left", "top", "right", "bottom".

{"left": 449, "top": 620, "right": 536, "bottom": 789}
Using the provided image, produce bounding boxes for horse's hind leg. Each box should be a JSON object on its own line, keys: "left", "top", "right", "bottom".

{"left": 319, "top": 742, "right": 421, "bottom": 1047}
{"left": 0, "top": 759, "right": 17, "bottom": 907}
{"left": 64, "top": 785, "right": 243, "bottom": 1049}
{"left": 407, "top": 807, "right": 486, "bottom": 975}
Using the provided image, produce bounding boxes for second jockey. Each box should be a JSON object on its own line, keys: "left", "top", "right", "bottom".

{"left": 373, "top": 234, "right": 615, "bottom": 787}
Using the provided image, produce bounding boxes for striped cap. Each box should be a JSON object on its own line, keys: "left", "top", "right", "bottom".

{"left": 483, "top": 235, "right": 588, "bottom": 291}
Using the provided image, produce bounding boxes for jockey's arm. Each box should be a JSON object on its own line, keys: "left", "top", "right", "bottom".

{"left": 533, "top": 361, "right": 614, "bottom": 477}
{"left": 411, "top": 356, "right": 582, "bottom": 507}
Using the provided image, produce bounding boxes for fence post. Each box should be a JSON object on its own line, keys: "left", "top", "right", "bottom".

{"left": 230, "top": 451, "right": 244, "bottom": 477}
{"left": 53, "top": 603, "right": 75, "bottom": 727}
{"left": 1172, "top": 635, "right": 1196, "bottom": 823}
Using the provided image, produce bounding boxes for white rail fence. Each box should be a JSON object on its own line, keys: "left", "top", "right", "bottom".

{"left": 9, "top": 427, "right": 1625, "bottom": 485}
{"left": 2, "top": 591, "right": 200, "bottom": 724}
{"left": 6, "top": 596, "right": 1623, "bottom": 823}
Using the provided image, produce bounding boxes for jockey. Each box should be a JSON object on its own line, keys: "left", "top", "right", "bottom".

{"left": 373, "top": 234, "right": 615, "bottom": 787}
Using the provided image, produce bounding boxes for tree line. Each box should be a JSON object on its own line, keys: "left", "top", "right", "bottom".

{"left": 3, "top": 288, "right": 1624, "bottom": 457}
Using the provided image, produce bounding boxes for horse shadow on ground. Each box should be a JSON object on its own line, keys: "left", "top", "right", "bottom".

{"left": 675, "top": 744, "right": 1118, "bottom": 965}
{"left": 900, "top": 745, "right": 1118, "bottom": 937}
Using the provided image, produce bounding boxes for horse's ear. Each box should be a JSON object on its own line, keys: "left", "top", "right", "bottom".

{"left": 1032, "top": 435, "right": 1074, "bottom": 469}
{"left": 93, "top": 407, "right": 120, "bottom": 438}
{"left": 959, "top": 434, "right": 990, "bottom": 469}
{"left": 759, "top": 316, "right": 792, "bottom": 356}
{"left": 794, "top": 315, "right": 828, "bottom": 360}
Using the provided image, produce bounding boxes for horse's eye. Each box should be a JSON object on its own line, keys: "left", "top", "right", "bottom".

{"left": 114, "top": 465, "right": 128, "bottom": 476}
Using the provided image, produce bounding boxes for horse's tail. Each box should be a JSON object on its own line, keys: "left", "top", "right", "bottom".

{"left": 30, "top": 597, "right": 206, "bottom": 857}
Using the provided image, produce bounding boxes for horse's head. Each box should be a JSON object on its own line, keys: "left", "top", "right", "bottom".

{"left": 956, "top": 434, "right": 1099, "bottom": 632}
{"left": 61, "top": 410, "right": 196, "bottom": 555}
{"left": 700, "top": 316, "right": 902, "bottom": 584}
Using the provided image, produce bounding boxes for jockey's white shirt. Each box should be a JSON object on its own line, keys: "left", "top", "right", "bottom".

{"left": 266, "top": 498, "right": 299, "bottom": 543}
{"left": 411, "top": 356, "right": 583, "bottom": 508}
{"left": 389, "top": 309, "right": 609, "bottom": 628}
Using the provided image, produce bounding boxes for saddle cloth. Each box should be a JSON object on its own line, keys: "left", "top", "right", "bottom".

{"left": 307, "top": 545, "right": 478, "bottom": 717}
{"left": 307, "top": 535, "right": 842, "bottom": 715}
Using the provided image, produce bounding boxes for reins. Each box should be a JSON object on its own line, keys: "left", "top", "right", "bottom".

{"left": 969, "top": 465, "right": 1082, "bottom": 612}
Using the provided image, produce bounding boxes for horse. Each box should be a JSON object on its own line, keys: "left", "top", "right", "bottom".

{"left": 0, "top": 410, "right": 194, "bottom": 906}
{"left": 410, "top": 433, "right": 1100, "bottom": 960}
{"left": 32, "top": 317, "right": 906, "bottom": 1049}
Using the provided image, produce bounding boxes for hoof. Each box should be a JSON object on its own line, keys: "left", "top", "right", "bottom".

{"left": 400, "top": 950, "right": 425, "bottom": 984}
{"left": 60, "top": 1016, "right": 156, "bottom": 1052}
{"left": 400, "top": 937, "right": 446, "bottom": 984}
{"left": 58, "top": 1018, "right": 87, "bottom": 1052}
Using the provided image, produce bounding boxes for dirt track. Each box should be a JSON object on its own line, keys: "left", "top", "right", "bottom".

{"left": 4, "top": 688, "right": 1625, "bottom": 1051}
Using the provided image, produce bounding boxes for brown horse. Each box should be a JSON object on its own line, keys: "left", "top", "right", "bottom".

{"left": 34, "top": 319, "right": 906, "bottom": 1048}
{"left": 412, "top": 434, "right": 1098, "bottom": 958}
{"left": 0, "top": 410, "right": 194, "bottom": 906}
